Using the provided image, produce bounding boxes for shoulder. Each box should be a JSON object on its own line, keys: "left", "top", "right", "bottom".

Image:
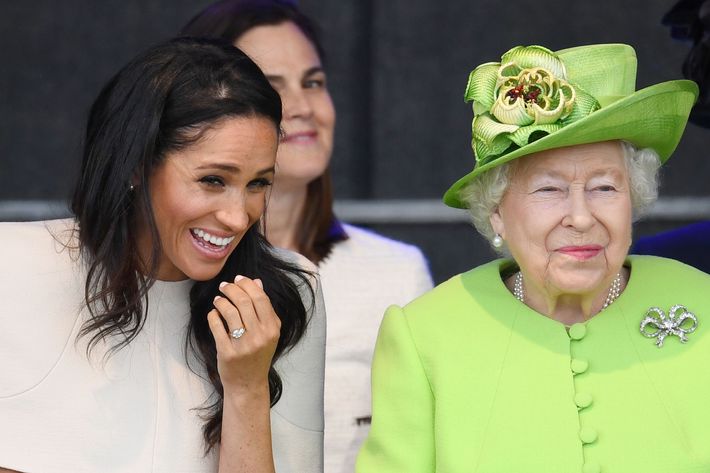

{"left": 270, "top": 246, "right": 324, "bottom": 319}
{"left": 628, "top": 254, "right": 710, "bottom": 277}
{"left": 0, "top": 219, "right": 84, "bottom": 397}
{"left": 384, "top": 259, "right": 511, "bottom": 340}
{"left": 0, "top": 219, "right": 77, "bottom": 264}
{"left": 270, "top": 247, "right": 319, "bottom": 293}
{"left": 333, "top": 223, "right": 427, "bottom": 261}
{"left": 271, "top": 246, "right": 318, "bottom": 274}
{"left": 405, "top": 259, "right": 506, "bottom": 310}
{"left": 320, "top": 224, "right": 433, "bottom": 299}
{"left": 628, "top": 254, "right": 710, "bottom": 288}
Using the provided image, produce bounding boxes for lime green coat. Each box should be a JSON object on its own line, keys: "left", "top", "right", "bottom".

{"left": 356, "top": 256, "right": 710, "bottom": 473}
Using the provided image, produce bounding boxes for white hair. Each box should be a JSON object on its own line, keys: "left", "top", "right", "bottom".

{"left": 459, "top": 141, "right": 662, "bottom": 255}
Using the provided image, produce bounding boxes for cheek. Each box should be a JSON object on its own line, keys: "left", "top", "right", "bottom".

{"left": 316, "top": 96, "right": 336, "bottom": 130}
{"left": 246, "top": 194, "right": 267, "bottom": 224}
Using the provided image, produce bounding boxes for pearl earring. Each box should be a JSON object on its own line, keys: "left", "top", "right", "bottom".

{"left": 492, "top": 234, "right": 503, "bottom": 248}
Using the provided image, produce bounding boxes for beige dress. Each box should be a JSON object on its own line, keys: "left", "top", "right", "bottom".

{"left": 0, "top": 219, "right": 326, "bottom": 473}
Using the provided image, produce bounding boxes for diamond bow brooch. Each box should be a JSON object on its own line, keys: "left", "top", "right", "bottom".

{"left": 639, "top": 305, "right": 698, "bottom": 348}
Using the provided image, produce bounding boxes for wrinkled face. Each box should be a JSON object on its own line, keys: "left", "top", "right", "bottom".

{"left": 490, "top": 141, "right": 633, "bottom": 299}
{"left": 143, "top": 116, "right": 277, "bottom": 281}
{"left": 236, "top": 21, "right": 335, "bottom": 191}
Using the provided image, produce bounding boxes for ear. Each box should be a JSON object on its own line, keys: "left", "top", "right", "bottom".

{"left": 489, "top": 206, "right": 506, "bottom": 239}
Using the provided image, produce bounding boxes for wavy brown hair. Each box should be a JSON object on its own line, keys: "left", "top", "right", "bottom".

{"left": 70, "top": 37, "right": 311, "bottom": 451}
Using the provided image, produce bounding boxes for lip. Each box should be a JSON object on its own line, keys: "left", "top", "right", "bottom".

{"left": 281, "top": 130, "right": 317, "bottom": 143}
{"left": 189, "top": 228, "right": 234, "bottom": 259}
{"left": 556, "top": 245, "right": 603, "bottom": 261}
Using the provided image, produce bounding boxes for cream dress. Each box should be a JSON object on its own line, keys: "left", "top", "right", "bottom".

{"left": 0, "top": 219, "right": 326, "bottom": 473}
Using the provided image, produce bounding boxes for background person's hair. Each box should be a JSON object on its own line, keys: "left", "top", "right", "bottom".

{"left": 70, "top": 36, "right": 310, "bottom": 451}
{"left": 460, "top": 141, "right": 661, "bottom": 255}
{"left": 663, "top": 0, "right": 710, "bottom": 127}
{"left": 181, "top": 0, "right": 346, "bottom": 264}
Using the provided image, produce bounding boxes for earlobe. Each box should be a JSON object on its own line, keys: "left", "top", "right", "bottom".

{"left": 490, "top": 207, "right": 505, "bottom": 239}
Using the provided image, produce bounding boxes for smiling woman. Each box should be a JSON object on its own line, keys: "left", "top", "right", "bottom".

{"left": 357, "top": 43, "right": 710, "bottom": 472}
{"left": 0, "top": 37, "right": 325, "bottom": 473}
{"left": 180, "top": 3, "right": 433, "bottom": 471}
{"left": 145, "top": 117, "right": 277, "bottom": 282}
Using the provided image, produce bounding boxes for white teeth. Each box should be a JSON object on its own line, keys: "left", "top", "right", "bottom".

{"left": 191, "top": 229, "right": 236, "bottom": 248}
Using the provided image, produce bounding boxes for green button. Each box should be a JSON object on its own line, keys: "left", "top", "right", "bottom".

{"left": 582, "top": 462, "right": 601, "bottom": 473}
{"left": 575, "top": 393, "right": 593, "bottom": 408}
{"left": 571, "top": 359, "right": 589, "bottom": 374}
{"left": 579, "top": 426, "right": 598, "bottom": 444}
{"left": 569, "top": 323, "right": 587, "bottom": 340}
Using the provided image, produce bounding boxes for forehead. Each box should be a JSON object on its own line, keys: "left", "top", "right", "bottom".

{"left": 164, "top": 116, "right": 278, "bottom": 167}
{"left": 511, "top": 141, "right": 627, "bottom": 181}
{"left": 235, "top": 21, "right": 320, "bottom": 73}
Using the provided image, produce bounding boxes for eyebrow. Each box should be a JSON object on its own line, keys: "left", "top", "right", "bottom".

{"left": 528, "top": 167, "right": 625, "bottom": 180}
{"left": 196, "top": 163, "right": 275, "bottom": 175}
{"left": 265, "top": 66, "right": 325, "bottom": 85}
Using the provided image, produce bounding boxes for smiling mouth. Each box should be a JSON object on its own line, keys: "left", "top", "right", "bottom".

{"left": 282, "top": 131, "right": 317, "bottom": 143}
{"left": 190, "top": 228, "right": 235, "bottom": 251}
{"left": 557, "top": 245, "right": 603, "bottom": 260}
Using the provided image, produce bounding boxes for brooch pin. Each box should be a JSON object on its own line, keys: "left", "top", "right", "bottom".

{"left": 639, "top": 305, "right": 698, "bottom": 348}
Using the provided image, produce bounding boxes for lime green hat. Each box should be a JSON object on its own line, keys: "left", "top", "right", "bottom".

{"left": 443, "top": 43, "right": 699, "bottom": 209}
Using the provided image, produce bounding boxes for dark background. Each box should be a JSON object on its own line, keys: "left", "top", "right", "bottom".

{"left": 1, "top": 0, "right": 707, "bottom": 283}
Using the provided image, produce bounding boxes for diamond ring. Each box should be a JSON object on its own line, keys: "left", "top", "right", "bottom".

{"left": 230, "top": 327, "right": 246, "bottom": 340}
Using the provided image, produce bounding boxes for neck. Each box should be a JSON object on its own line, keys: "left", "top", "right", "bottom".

{"left": 263, "top": 181, "right": 307, "bottom": 252}
{"left": 510, "top": 268, "right": 628, "bottom": 325}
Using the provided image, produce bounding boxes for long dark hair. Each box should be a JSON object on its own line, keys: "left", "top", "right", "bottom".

{"left": 181, "top": 0, "right": 347, "bottom": 264}
{"left": 70, "top": 37, "right": 310, "bottom": 450}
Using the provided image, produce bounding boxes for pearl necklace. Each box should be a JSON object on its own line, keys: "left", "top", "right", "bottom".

{"left": 513, "top": 271, "right": 623, "bottom": 310}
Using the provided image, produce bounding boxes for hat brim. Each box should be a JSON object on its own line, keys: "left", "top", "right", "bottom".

{"left": 444, "top": 79, "right": 699, "bottom": 209}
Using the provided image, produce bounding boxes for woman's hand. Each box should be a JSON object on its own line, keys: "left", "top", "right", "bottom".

{"left": 208, "top": 275, "right": 280, "bottom": 473}
{"left": 208, "top": 275, "right": 281, "bottom": 397}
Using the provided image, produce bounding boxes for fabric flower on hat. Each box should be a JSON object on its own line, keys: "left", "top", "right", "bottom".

{"left": 465, "top": 45, "right": 601, "bottom": 164}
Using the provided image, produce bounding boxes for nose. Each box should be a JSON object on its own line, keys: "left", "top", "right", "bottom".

{"left": 281, "top": 86, "right": 313, "bottom": 120}
{"left": 215, "top": 197, "right": 250, "bottom": 234}
{"left": 562, "top": 188, "right": 595, "bottom": 232}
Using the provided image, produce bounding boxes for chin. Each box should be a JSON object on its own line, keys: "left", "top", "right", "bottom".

{"left": 551, "top": 271, "right": 608, "bottom": 295}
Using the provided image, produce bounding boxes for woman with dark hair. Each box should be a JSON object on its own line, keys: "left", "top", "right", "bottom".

{"left": 0, "top": 37, "right": 325, "bottom": 473}
{"left": 180, "top": 2, "right": 433, "bottom": 471}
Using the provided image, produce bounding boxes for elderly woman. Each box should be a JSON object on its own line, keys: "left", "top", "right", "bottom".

{"left": 356, "top": 44, "right": 710, "bottom": 472}
{"left": 0, "top": 38, "right": 324, "bottom": 473}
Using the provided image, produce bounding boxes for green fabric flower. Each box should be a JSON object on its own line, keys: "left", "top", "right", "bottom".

{"left": 464, "top": 45, "right": 601, "bottom": 164}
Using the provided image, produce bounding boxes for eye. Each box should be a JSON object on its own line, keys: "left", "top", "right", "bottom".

{"left": 199, "top": 175, "right": 225, "bottom": 187}
{"left": 303, "top": 77, "right": 326, "bottom": 89}
{"left": 534, "top": 186, "right": 561, "bottom": 193}
{"left": 247, "top": 177, "right": 273, "bottom": 190}
{"left": 593, "top": 185, "right": 617, "bottom": 192}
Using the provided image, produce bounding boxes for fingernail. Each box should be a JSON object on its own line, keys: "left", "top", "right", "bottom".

{"left": 219, "top": 281, "right": 227, "bottom": 289}
{"left": 214, "top": 296, "right": 222, "bottom": 303}
{"left": 254, "top": 278, "right": 263, "bottom": 289}
{"left": 235, "top": 275, "right": 245, "bottom": 283}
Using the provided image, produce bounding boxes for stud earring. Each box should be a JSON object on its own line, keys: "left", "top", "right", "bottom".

{"left": 492, "top": 233, "right": 503, "bottom": 248}
{"left": 129, "top": 183, "right": 135, "bottom": 191}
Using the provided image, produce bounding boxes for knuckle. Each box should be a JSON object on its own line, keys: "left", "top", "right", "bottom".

{"left": 253, "top": 292, "right": 270, "bottom": 304}
{"left": 233, "top": 294, "right": 252, "bottom": 307}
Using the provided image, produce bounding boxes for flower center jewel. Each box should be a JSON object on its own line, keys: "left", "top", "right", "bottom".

{"left": 505, "top": 84, "right": 542, "bottom": 104}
